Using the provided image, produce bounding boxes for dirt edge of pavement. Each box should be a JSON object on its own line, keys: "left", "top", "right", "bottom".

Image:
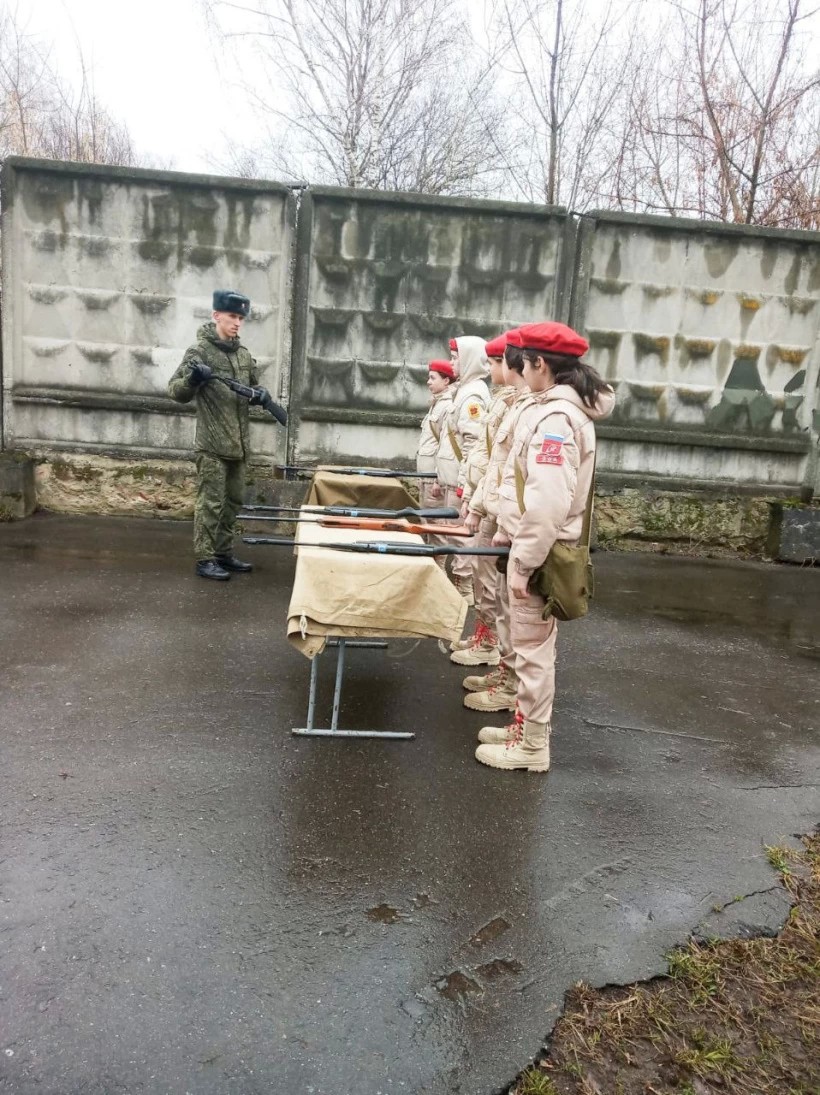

{"left": 508, "top": 831, "right": 820, "bottom": 1095}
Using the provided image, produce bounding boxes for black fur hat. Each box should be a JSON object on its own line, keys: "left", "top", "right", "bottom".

{"left": 212, "top": 289, "right": 250, "bottom": 316}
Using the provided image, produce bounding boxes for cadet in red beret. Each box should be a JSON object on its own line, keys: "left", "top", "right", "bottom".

{"left": 484, "top": 334, "right": 507, "bottom": 359}
{"left": 517, "top": 321, "right": 590, "bottom": 357}
{"left": 455, "top": 329, "right": 532, "bottom": 709}
{"left": 449, "top": 330, "right": 528, "bottom": 666}
{"left": 476, "top": 321, "right": 615, "bottom": 774}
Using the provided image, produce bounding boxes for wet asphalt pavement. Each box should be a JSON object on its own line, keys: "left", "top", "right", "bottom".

{"left": 1, "top": 514, "right": 818, "bottom": 1095}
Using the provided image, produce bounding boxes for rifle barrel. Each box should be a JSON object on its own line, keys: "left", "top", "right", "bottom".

{"left": 242, "top": 536, "right": 508, "bottom": 557}
{"left": 254, "top": 516, "right": 472, "bottom": 536}
{"left": 208, "top": 374, "right": 287, "bottom": 425}
{"left": 240, "top": 505, "right": 460, "bottom": 519}
{"left": 275, "top": 465, "right": 437, "bottom": 479}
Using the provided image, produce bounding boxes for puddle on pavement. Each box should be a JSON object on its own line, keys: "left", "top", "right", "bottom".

{"left": 412, "top": 893, "right": 437, "bottom": 908}
{"left": 366, "top": 903, "right": 403, "bottom": 924}
{"left": 475, "top": 958, "right": 524, "bottom": 980}
{"left": 600, "top": 558, "right": 820, "bottom": 660}
{"left": 469, "top": 916, "right": 511, "bottom": 947}
{"left": 435, "top": 970, "right": 483, "bottom": 1001}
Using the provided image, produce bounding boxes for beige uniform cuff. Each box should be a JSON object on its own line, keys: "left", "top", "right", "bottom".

{"left": 512, "top": 557, "right": 534, "bottom": 576}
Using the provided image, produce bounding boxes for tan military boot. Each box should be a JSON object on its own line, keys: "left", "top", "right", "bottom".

{"left": 462, "top": 663, "right": 508, "bottom": 693}
{"left": 449, "top": 618, "right": 483, "bottom": 653}
{"left": 452, "top": 574, "right": 475, "bottom": 605}
{"left": 464, "top": 679, "right": 517, "bottom": 712}
{"left": 476, "top": 706, "right": 522, "bottom": 745}
{"left": 450, "top": 623, "right": 500, "bottom": 666}
{"left": 475, "top": 718, "right": 550, "bottom": 772}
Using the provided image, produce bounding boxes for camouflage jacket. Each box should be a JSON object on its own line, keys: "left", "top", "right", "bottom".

{"left": 168, "top": 323, "right": 260, "bottom": 460}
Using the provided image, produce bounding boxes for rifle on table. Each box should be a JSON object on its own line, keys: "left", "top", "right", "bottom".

{"left": 240, "top": 504, "right": 461, "bottom": 520}
{"left": 276, "top": 464, "right": 436, "bottom": 479}
{"left": 210, "top": 375, "right": 288, "bottom": 426}
{"left": 242, "top": 537, "right": 508, "bottom": 558}
{"left": 246, "top": 515, "right": 472, "bottom": 536}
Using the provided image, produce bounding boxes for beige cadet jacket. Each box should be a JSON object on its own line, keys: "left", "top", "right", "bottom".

{"left": 416, "top": 389, "right": 454, "bottom": 474}
{"left": 435, "top": 377, "right": 491, "bottom": 487}
{"left": 461, "top": 385, "right": 520, "bottom": 503}
{"left": 498, "top": 384, "right": 616, "bottom": 576}
{"left": 471, "top": 388, "right": 532, "bottom": 519}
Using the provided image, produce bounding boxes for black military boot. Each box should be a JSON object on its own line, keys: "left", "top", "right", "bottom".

{"left": 215, "top": 554, "right": 253, "bottom": 573}
{"left": 196, "top": 558, "right": 231, "bottom": 581}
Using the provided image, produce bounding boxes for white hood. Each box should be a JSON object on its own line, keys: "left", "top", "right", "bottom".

{"left": 454, "top": 336, "right": 489, "bottom": 385}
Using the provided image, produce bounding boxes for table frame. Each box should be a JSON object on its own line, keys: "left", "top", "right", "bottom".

{"left": 292, "top": 638, "right": 415, "bottom": 740}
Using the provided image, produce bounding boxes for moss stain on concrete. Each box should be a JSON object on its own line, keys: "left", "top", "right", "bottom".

{"left": 596, "top": 491, "right": 771, "bottom": 555}
{"left": 23, "top": 455, "right": 777, "bottom": 558}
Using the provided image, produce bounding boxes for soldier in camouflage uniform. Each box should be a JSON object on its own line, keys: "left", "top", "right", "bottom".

{"left": 168, "top": 289, "right": 270, "bottom": 581}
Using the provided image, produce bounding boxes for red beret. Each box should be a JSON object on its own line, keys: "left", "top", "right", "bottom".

{"left": 485, "top": 335, "right": 507, "bottom": 358}
{"left": 505, "top": 328, "right": 523, "bottom": 348}
{"left": 448, "top": 338, "right": 458, "bottom": 351}
{"left": 428, "top": 359, "right": 455, "bottom": 378}
{"left": 518, "top": 322, "right": 588, "bottom": 357}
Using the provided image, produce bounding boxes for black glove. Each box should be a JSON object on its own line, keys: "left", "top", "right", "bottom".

{"left": 188, "top": 360, "right": 212, "bottom": 386}
{"left": 249, "top": 386, "right": 270, "bottom": 406}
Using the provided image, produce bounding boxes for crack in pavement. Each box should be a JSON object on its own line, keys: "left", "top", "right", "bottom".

{"left": 711, "top": 885, "right": 783, "bottom": 912}
{"left": 739, "top": 783, "right": 820, "bottom": 790}
{"left": 583, "top": 719, "right": 729, "bottom": 744}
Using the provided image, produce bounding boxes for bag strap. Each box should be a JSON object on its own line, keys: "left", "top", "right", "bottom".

{"left": 580, "top": 451, "right": 597, "bottom": 548}
{"left": 447, "top": 423, "right": 463, "bottom": 464}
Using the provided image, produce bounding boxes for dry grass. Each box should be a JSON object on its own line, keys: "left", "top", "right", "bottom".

{"left": 511, "top": 832, "right": 820, "bottom": 1095}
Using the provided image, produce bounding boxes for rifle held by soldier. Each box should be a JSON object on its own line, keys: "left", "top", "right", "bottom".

{"left": 189, "top": 359, "right": 288, "bottom": 426}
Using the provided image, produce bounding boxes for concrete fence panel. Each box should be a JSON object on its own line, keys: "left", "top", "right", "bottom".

{"left": 288, "top": 187, "right": 570, "bottom": 465}
{"left": 2, "top": 160, "right": 820, "bottom": 507}
{"left": 571, "top": 212, "right": 820, "bottom": 496}
{"left": 1, "top": 158, "right": 295, "bottom": 463}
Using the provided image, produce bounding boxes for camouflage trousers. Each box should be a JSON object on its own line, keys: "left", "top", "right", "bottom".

{"left": 194, "top": 452, "right": 245, "bottom": 560}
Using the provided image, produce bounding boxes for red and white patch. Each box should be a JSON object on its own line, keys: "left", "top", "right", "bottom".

{"left": 535, "top": 432, "right": 564, "bottom": 466}
{"left": 467, "top": 402, "right": 482, "bottom": 419}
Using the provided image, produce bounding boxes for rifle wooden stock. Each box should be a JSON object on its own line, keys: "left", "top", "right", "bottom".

{"left": 250, "top": 515, "right": 472, "bottom": 536}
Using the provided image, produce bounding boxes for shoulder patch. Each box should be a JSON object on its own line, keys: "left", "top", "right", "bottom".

{"left": 467, "top": 402, "right": 482, "bottom": 419}
{"left": 535, "top": 432, "right": 564, "bottom": 466}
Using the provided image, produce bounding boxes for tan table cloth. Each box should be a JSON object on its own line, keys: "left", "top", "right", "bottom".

{"left": 303, "top": 467, "right": 419, "bottom": 510}
{"left": 286, "top": 514, "right": 468, "bottom": 658}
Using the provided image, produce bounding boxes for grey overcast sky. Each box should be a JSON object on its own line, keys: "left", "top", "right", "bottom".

{"left": 25, "top": 0, "right": 257, "bottom": 173}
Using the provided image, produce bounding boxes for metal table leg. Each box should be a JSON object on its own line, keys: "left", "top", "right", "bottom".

{"left": 292, "top": 638, "right": 415, "bottom": 740}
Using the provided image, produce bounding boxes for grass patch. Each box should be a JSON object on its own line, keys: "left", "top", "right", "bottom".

{"left": 510, "top": 832, "right": 820, "bottom": 1095}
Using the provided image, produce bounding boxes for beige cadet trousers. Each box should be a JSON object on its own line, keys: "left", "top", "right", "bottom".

{"left": 495, "top": 570, "right": 516, "bottom": 675}
{"left": 419, "top": 480, "right": 453, "bottom": 566}
{"left": 508, "top": 583, "right": 558, "bottom": 724}
{"left": 471, "top": 516, "right": 499, "bottom": 628}
{"left": 444, "top": 486, "right": 473, "bottom": 578}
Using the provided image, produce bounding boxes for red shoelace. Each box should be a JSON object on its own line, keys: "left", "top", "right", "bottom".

{"left": 505, "top": 708, "right": 524, "bottom": 748}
